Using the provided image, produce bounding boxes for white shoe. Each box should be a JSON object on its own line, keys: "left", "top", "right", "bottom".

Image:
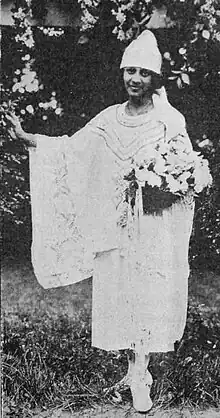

{"left": 131, "top": 377, "right": 153, "bottom": 412}
{"left": 130, "top": 366, "right": 153, "bottom": 412}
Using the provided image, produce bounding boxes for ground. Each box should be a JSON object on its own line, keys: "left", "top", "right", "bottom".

{"left": 2, "top": 258, "right": 220, "bottom": 418}
{"left": 29, "top": 405, "right": 220, "bottom": 417}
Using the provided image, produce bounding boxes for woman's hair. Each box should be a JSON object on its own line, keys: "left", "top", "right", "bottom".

{"left": 149, "top": 72, "right": 164, "bottom": 94}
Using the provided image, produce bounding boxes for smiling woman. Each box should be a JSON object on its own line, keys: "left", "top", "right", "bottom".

{"left": 121, "top": 31, "right": 164, "bottom": 117}
{"left": 6, "top": 29, "right": 206, "bottom": 413}
{"left": 123, "top": 67, "right": 163, "bottom": 115}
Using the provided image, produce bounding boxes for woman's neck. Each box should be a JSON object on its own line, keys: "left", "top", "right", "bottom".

{"left": 126, "top": 96, "right": 154, "bottom": 116}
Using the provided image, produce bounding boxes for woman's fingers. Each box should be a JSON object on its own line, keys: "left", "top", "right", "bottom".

{"left": 8, "top": 127, "right": 17, "bottom": 140}
{"left": 5, "top": 113, "right": 19, "bottom": 126}
{"left": 5, "top": 112, "right": 24, "bottom": 140}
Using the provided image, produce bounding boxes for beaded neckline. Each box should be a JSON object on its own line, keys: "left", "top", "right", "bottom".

{"left": 116, "top": 102, "right": 157, "bottom": 127}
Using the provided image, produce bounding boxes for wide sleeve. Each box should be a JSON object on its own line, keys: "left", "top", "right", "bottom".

{"left": 28, "top": 126, "right": 101, "bottom": 289}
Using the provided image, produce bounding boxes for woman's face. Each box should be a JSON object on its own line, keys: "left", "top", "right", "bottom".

{"left": 123, "top": 67, "right": 153, "bottom": 99}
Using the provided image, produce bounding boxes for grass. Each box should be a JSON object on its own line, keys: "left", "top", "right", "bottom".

{"left": 2, "top": 261, "right": 220, "bottom": 416}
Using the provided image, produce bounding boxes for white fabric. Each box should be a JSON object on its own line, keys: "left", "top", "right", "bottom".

{"left": 29, "top": 99, "right": 194, "bottom": 353}
{"left": 120, "top": 30, "right": 162, "bottom": 74}
{"left": 92, "top": 196, "right": 194, "bottom": 352}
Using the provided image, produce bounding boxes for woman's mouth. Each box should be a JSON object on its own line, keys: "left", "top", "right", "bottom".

{"left": 129, "top": 85, "right": 141, "bottom": 92}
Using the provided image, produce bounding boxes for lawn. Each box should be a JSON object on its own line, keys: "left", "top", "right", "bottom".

{"left": 2, "top": 258, "right": 220, "bottom": 417}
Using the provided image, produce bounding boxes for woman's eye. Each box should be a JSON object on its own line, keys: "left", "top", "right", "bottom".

{"left": 140, "top": 70, "right": 150, "bottom": 78}
{"left": 126, "top": 68, "right": 136, "bottom": 75}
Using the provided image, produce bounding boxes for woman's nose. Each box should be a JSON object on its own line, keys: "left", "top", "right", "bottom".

{"left": 130, "top": 72, "right": 141, "bottom": 83}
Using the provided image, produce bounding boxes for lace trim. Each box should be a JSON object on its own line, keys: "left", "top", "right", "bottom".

{"left": 117, "top": 102, "right": 157, "bottom": 127}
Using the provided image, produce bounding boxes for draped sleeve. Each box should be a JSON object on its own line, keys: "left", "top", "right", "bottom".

{"left": 29, "top": 124, "right": 106, "bottom": 289}
{"left": 28, "top": 102, "right": 194, "bottom": 290}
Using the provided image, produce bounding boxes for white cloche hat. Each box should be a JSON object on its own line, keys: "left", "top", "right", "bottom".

{"left": 120, "top": 30, "right": 162, "bottom": 75}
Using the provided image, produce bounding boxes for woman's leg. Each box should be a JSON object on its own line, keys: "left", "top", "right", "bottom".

{"left": 106, "top": 350, "right": 135, "bottom": 393}
{"left": 130, "top": 344, "right": 153, "bottom": 412}
{"left": 107, "top": 346, "right": 153, "bottom": 413}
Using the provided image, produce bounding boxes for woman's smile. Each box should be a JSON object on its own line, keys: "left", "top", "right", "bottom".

{"left": 129, "top": 85, "right": 142, "bottom": 91}
{"left": 123, "top": 67, "right": 153, "bottom": 99}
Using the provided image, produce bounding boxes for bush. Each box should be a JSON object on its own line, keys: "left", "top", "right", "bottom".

{"left": 1, "top": 21, "right": 220, "bottom": 268}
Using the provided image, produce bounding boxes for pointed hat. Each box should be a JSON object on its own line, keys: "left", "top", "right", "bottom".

{"left": 120, "top": 30, "right": 162, "bottom": 75}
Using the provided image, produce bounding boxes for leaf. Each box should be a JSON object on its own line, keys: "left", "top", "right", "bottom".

{"left": 181, "top": 73, "right": 190, "bottom": 85}
{"left": 171, "top": 70, "right": 182, "bottom": 74}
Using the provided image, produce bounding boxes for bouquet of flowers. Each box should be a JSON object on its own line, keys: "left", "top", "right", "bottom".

{"left": 122, "top": 135, "right": 212, "bottom": 216}
{"left": 134, "top": 136, "right": 212, "bottom": 193}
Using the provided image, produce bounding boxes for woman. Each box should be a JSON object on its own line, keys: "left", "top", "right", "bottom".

{"left": 7, "top": 30, "right": 195, "bottom": 412}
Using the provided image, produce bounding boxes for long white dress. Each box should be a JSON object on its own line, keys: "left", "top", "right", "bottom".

{"left": 29, "top": 100, "right": 194, "bottom": 353}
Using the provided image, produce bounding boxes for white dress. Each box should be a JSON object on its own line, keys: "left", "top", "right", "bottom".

{"left": 29, "top": 100, "right": 194, "bottom": 353}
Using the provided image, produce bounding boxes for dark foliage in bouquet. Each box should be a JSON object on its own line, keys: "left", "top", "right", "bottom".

{"left": 142, "top": 184, "right": 180, "bottom": 215}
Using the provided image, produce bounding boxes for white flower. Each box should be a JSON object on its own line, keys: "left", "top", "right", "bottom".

{"left": 116, "top": 11, "right": 126, "bottom": 24}
{"left": 164, "top": 52, "right": 171, "bottom": 60}
{"left": 135, "top": 169, "right": 148, "bottom": 183}
{"left": 179, "top": 171, "right": 191, "bottom": 182}
{"left": 25, "top": 38, "right": 35, "bottom": 48}
{"left": 215, "top": 32, "right": 220, "bottom": 42}
{"left": 117, "top": 29, "right": 126, "bottom": 41}
{"left": 22, "top": 54, "right": 31, "bottom": 61}
{"left": 202, "top": 30, "right": 210, "bottom": 40}
{"left": 157, "top": 142, "right": 168, "bottom": 155}
{"left": 154, "top": 157, "right": 167, "bottom": 175}
{"left": 194, "top": 183, "right": 204, "bottom": 194}
{"left": 147, "top": 172, "right": 162, "bottom": 187}
{"left": 179, "top": 48, "right": 187, "bottom": 55}
{"left": 50, "top": 99, "right": 57, "bottom": 109}
{"left": 137, "top": 169, "right": 162, "bottom": 187}
{"left": 198, "top": 139, "right": 212, "bottom": 148}
{"left": 25, "top": 83, "right": 35, "bottom": 92}
{"left": 166, "top": 175, "right": 181, "bottom": 193}
{"left": 193, "top": 159, "right": 212, "bottom": 191}
{"left": 26, "top": 104, "right": 34, "bottom": 114}
{"left": 55, "top": 108, "right": 62, "bottom": 115}
{"left": 178, "top": 180, "right": 189, "bottom": 193}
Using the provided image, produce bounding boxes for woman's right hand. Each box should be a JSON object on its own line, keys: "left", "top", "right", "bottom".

{"left": 6, "top": 112, "right": 37, "bottom": 147}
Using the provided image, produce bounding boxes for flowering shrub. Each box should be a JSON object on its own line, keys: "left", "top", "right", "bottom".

{"left": 78, "top": 0, "right": 220, "bottom": 87}
{"left": 1, "top": 0, "right": 220, "bottom": 266}
{"left": 2, "top": 0, "right": 64, "bottom": 120}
